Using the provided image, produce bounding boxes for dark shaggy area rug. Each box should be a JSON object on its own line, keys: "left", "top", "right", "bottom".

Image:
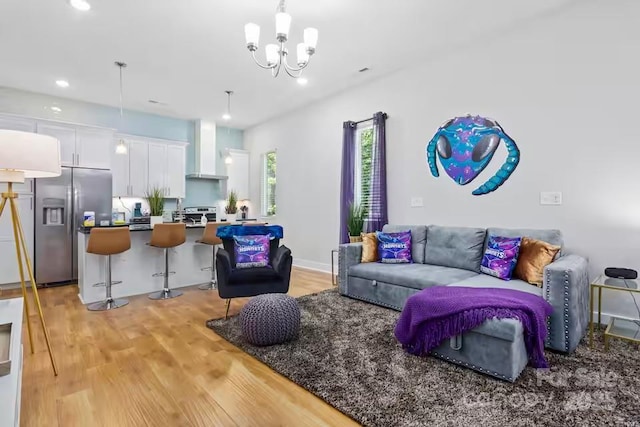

{"left": 206, "top": 290, "right": 640, "bottom": 427}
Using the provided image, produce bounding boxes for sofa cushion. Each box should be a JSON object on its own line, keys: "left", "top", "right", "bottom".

{"left": 382, "top": 225, "right": 427, "bottom": 263}
{"left": 348, "top": 263, "right": 477, "bottom": 290}
{"left": 448, "top": 274, "right": 542, "bottom": 296}
{"left": 423, "top": 225, "right": 486, "bottom": 272}
{"left": 486, "top": 228, "right": 563, "bottom": 251}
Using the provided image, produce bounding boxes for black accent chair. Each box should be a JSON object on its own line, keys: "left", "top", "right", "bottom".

{"left": 216, "top": 236, "right": 293, "bottom": 319}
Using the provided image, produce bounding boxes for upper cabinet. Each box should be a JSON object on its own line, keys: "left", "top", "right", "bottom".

{"left": 36, "top": 122, "right": 113, "bottom": 169}
{"left": 226, "top": 149, "right": 250, "bottom": 200}
{"left": 112, "top": 135, "right": 186, "bottom": 199}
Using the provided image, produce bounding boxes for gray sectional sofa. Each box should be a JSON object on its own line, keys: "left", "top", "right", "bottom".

{"left": 338, "top": 224, "right": 590, "bottom": 381}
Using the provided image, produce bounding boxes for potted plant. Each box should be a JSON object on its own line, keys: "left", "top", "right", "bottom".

{"left": 347, "top": 202, "right": 366, "bottom": 243}
{"left": 145, "top": 187, "right": 165, "bottom": 228}
{"left": 225, "top": 190, "right": 238, "bottom": 220}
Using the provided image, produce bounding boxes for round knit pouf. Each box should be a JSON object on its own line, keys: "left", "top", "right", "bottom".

{"left": 240, "top": 294, "right": 300, "bottom": 346}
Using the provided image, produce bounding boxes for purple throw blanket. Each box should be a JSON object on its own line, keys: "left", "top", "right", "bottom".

{"left": 394, "top": 286, "right": 554, "bottom": 368}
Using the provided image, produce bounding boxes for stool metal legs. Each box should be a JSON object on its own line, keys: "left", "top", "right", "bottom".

{"left": 88, "top": 255, "right": 129, "bottom": 311}
{"left": 149, "top": 248, "right": 183, "bottom": 300}
{"left": 199, "top": 245, "right": 218, "bottom": 290}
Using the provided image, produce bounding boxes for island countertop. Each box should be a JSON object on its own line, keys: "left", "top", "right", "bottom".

{"left": 77, "top": 221, "right": 264, "bottom": 234}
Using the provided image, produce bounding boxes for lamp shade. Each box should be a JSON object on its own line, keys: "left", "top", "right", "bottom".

{"left": 0, "top": 130, "right": 61, "bottom": 180}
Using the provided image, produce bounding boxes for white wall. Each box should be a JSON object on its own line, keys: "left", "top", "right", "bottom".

{"left": 245, "top": 1, "right": 640, "bottom": 316}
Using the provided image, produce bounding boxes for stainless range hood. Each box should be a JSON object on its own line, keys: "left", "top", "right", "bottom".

{"left": 186, "top": 120, "right": 228, "bottom": 180}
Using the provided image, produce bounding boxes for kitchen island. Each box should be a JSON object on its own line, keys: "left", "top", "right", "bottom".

{"left": 77, "top": 224, "right": 216, "bottom": 304}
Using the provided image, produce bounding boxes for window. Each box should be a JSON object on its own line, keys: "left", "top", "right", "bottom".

{"left": 354, "top": 126, "right": 374, "bottom": 210}
{"left": 262, "top": 151, "right": 277, "bottom": 216}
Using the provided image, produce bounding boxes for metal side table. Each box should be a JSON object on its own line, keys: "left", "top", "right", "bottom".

{"left": 590, "top": 274, "right": 640, "bottom": 350}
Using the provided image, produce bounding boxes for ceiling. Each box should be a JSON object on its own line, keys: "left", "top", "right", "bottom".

{"left": 0, "top": 0, "right": 574, "bottom": 129}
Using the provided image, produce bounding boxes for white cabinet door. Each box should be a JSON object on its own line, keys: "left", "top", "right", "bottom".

{"left": 226, "top": 149, "right": 250, "bottom": 200}
{"left": 76, "top": 128, "right": 113, "bottom": 170}
{"left": 128, "top": 140, "right": 149, "bottom": 197}
{"left": 0, "top": 115, "right": 36, "bottom": 132}
{"left": 0, "top": 195, "right": 34, "bottom": 285}
{"left": 166, "top": 145, "right": 185, "bottom": 198}
{"left": 111, "top": 140, "right": 130, "bottom": 197}
{"left": 37, "top": 122, "right": 76, "bottom": 167}
{"left": 147, "top": 143, "right": 167, "bottom": 196}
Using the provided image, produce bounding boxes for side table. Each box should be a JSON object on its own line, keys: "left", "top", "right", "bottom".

{"left": 331, "top": 249, "right": 338, "bottom": 287}
{"left": 590, "top": 274, "right": 640, "bottom": 350}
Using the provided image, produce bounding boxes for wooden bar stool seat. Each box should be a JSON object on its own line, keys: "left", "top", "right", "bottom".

{"left": 195, "top": 222, "right": 228, "bottom": 290}
{"left": 148, "top": 223, "right": 186, "bottom": 300}
{"left": 86, "top": 227, "right": 131, "bottom": 311}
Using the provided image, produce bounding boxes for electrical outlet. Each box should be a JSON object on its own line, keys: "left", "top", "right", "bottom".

{"left": 411, "top": 197, "right": 424, "bottom": 207}
{"left": 540, "top": 191, "right": 562, "bottom": 205}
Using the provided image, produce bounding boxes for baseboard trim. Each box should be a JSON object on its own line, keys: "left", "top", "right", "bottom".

{"left": 293, "top": 259, "right": 332, "bottom": 274}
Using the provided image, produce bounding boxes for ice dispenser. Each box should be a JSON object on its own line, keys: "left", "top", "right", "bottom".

{"left": 43, "top": 198, "right": 65, "bottom": 225}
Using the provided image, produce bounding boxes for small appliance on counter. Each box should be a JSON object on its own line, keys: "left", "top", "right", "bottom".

{"left": 129, "top": 216, "right": 151, "bottom": 230}
{"left": 176, "top": 206, "right": 216, "bottom": 224}
{"left": 133, "top": 202, "right": 143, "bottom": 217}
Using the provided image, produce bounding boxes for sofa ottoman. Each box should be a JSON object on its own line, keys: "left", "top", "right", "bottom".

{"left": 240, "top": 294, "right": 300, "bottom": 346}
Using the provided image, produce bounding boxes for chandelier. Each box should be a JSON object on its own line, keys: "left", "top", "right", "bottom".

{"left": 244, "top": 0, "right": 318, "bottom": 78}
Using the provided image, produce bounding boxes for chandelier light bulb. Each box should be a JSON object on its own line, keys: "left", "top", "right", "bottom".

{"left": 297, "top": 77, "right": 308, "bottom": 86}
{"left": 244, "top": 23, "right": 260, "bottom": 49}
{"left": 296, "top": 43, "right": 309, "bottom": 66}
{"left": 69, "top": 0, "right": 91, "bottom": 11}
{"left": 275, "top": 12, "right": 291, "bottom": 40}
{"left": 304, "top": 28, "right": 318, "bottom": 50}
{"left": 222, "top": 113, "right": 231, "bottom": 121}
{"left": 265, "top": 44, "right": 279, "bottom": 66}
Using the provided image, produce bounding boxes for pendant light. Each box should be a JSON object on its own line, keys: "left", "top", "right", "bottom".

{"left": 115, "top": 61, "right": 128, "bottom": 155}
{"left": 222, "top": 90, "right": 233, "bottom": 121}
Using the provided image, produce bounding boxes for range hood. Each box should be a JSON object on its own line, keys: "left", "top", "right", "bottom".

{"left": 186, "top": 120, "right": 228, "bottom": 180}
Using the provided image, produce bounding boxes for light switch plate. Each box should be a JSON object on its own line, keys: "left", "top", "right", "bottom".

{"left": 540, "top": 191, "right": 562, "bottom": 205}
{"left": 411, "top": 197, "right": 424, "bottom": 207}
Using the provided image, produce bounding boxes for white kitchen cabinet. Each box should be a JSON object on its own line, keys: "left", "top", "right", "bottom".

{"left": 166, "top": 145, "right": 186, "bottom": 198}
{"left": 111, "top": 138, "right": 149, "bottom": 197}
{"left": 0, "top": 195, "right": 34, "bottom": 285}
{"left": 111, "top": 140, "right": 131, "bottom": 197}
{"left": 76, "top": 127, "right": 113, "bottom": 170}
{"left": 129, "top": 140, "right": 149, "bottom": 197}
{"left": 36, "top": 122, "right": 112, "bottom": 169}
{"left": 226, "top": 149, "right": 250, "bottom": 200}
{"left": 147, "top": 143, "right": 167, "bottom": 195}
{"left": 36, "top": 122, "right": 76, "bottom": 167}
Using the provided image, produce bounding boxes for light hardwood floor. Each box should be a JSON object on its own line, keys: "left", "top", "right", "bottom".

{"left": 2, "top": 268, "right": 359, "bottom": 427}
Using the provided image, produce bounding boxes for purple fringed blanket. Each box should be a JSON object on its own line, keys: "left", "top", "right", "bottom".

{"left": 394, "top": 286, "right": 554, "bottom": 368}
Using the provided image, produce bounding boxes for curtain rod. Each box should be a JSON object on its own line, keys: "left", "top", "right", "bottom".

{"left": 354, "top": 112, "right": 388, "bottom": 125}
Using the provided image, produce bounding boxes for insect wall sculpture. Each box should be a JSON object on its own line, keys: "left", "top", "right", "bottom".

{"left": 426, "top": 115, "right": 520, "bottom": 195}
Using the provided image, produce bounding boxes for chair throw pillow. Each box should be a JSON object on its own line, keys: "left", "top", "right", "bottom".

{"left": 361, "top": 232, "right": 378, "bottom": 263}
{"left": 377, "top": 231, "right": 412, "bottom": 264}
{"left": 480, "top": 235, "right": 522, "bottom": 280}
{"left": 233, "top": 234, "right": 271, "bottom": 269}
{"left": 513, "top": 237, "right": 561, "bottom": 287}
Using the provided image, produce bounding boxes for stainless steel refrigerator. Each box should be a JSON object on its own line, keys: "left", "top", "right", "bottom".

{"left": 34, "top": 167, "right": 112, "bottom": 285}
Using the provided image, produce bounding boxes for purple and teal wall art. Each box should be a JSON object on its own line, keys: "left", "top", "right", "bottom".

{"left": 426, "top": 114, "right": 520, "bottom": 195}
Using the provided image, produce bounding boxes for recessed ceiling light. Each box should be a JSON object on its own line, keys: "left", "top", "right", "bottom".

{"left": 297, "top": 77, "right": 308, "bottom": 86}
{"left": 69, "top": 0, "right": 91, "bottom": 11}
{"left": 50, "top": 106, "right": 62, "bottom": 113}
{"left": 55, "top": 80, "right": 70, "bottom": 88}
{"left": 222, "top": 113, "right": 231, "bottom": 121}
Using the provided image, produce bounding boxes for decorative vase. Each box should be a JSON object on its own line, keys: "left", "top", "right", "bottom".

{"left": 150, "top": 216, "right": 163, "bottom": 228}
{"left": 349, "top": 235, "right": 363, "bottom": 243}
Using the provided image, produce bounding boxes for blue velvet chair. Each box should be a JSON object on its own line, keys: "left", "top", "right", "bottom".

{"left": 215, "top": 225, "right": 292, "bottom": 318}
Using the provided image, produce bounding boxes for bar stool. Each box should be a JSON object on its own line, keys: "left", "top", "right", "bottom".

{"left": 148, "top": 223, "right": 186, "bottom": 300}
{"left": 196, "top": 222, "right": 228, "bottom": 290}
{"left": 86, "top": 227, "right": 131, "bottom": 311}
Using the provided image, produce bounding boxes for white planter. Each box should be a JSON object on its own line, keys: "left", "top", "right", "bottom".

{"left": 150, "top": 216, "right": 163, "bottom": 228}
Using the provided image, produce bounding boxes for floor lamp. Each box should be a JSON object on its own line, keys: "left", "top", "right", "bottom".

{"left": 0, "top": 130, "right": 59, "bottom": 376}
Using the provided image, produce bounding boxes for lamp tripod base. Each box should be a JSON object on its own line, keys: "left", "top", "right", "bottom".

{"left": 0, "top": 183, "right": 58, "bottom": 376}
